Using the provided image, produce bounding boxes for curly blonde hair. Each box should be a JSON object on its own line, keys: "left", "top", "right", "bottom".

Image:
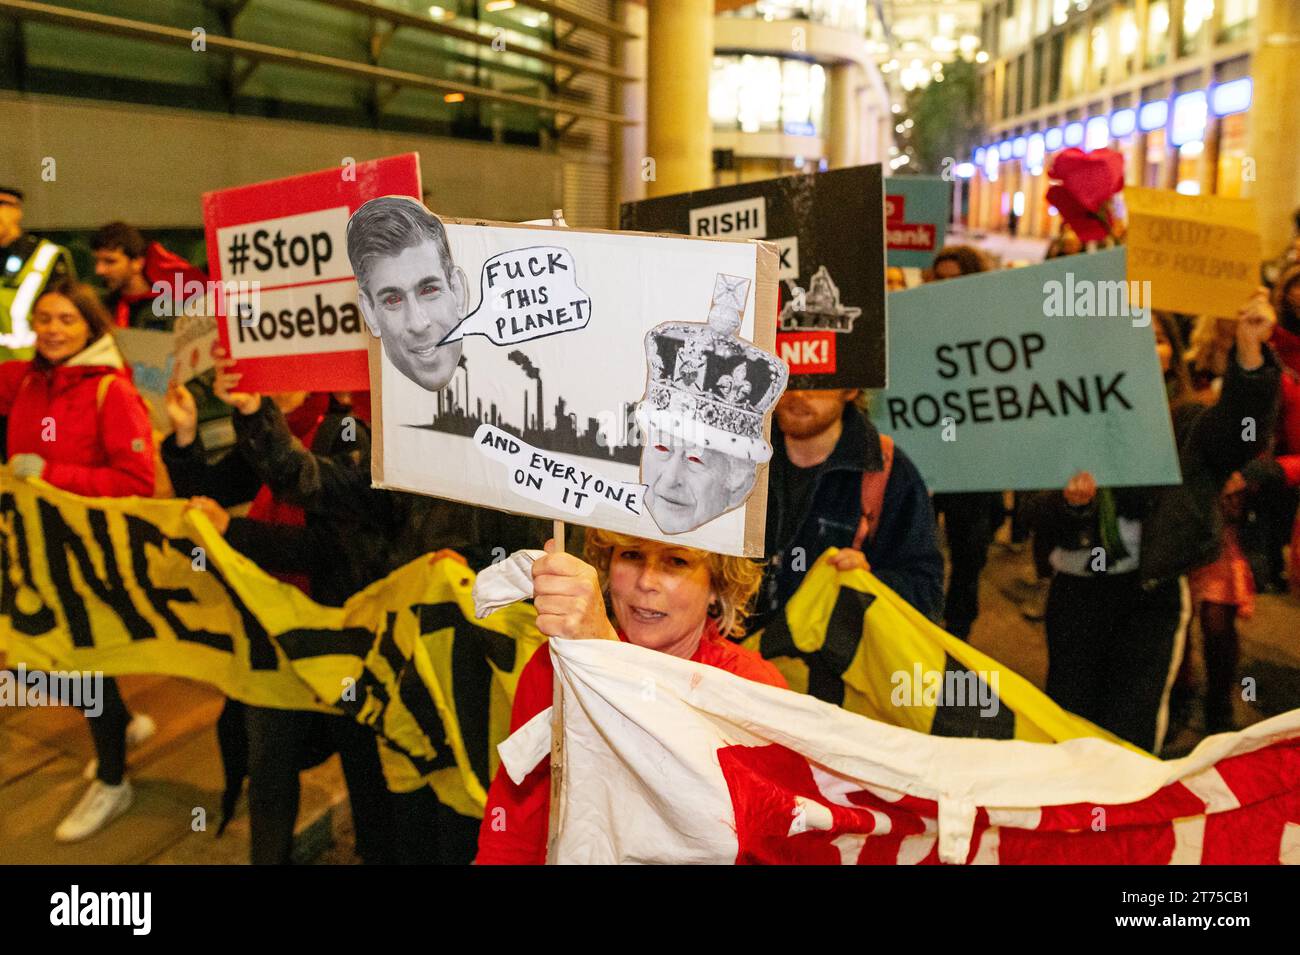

{"left": 582, "top": 528, "right": 763, "bottom": 639}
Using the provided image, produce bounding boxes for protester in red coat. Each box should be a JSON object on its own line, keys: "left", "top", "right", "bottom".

{"left": 476, "top": 530, "right": 786, "bottom": 865}
{"left": 1267, "top": 266, "right": 1300, "bottom": 595}
{"left": 0, "top": 326, "right": 155, "bottom": 497}
{"left": 0, "top": 279, "right": 156, "bottom": 843}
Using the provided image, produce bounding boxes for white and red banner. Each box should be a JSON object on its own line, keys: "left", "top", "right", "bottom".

{"left": 502, "top": 638, "right": 1300, "bottom": 864}
{"left": 202, "top": 154, "right": 422, "bottom": 392}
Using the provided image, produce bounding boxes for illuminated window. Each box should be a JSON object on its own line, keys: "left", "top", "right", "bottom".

{"left": 1219, "top": 0, "right": 1257, "bottom": 42}
{"left": 1090, "top": 21, "right": 1109, "bottom": 87}
{"left": 1179, "top": 0, "right": 1214, "bottom": 57}
{"left": 1063, "top": 25, "right": 1087, "bottom": 97}
{"left": 710, "top": 54, "right": 827, "bottom": 136}
{"left": 1145, "top": 0, "right": 1169, "bottom": 69}
{"left": 1116, "top": 3, "right": 1138, "bottom": 77}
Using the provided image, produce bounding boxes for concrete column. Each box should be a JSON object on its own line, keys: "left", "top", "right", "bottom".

{"left": 645, "top": 0, "right": 714, "bottom": 197}
{"left": 1251, "top": 0, "right": 1300, "bottom": 251}
{"left": 827, "top": 62, "right": 859, "bottom": 169}
{"left": 617, "top": 1, "right": 649, "bottom": 207}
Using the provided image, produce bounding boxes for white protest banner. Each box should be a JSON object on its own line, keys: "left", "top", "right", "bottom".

{"left": 514, "top": 636, "right": 1300, "bottom": 865}
{"left": 202, "top": 153, "right": 421, "bottom": 392}
{"left": 362, "top": 207, "right": 783, "bottom": 557}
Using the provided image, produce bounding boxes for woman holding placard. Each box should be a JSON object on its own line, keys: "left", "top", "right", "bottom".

{"left": 475, "top": 531, "right": 786, "bottom": 864}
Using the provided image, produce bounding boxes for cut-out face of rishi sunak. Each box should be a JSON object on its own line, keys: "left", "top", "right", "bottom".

{"left": 349, "top": 196, "right": 467, "bottom": 392}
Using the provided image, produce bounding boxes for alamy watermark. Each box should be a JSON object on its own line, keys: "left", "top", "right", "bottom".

{"left": 150, "top": 272, "right": 261, "bottom": 325}
{"left": 890, "top": 664, "right": 1001, "bottom": 718}
{"left": 0, "top": 664, "right": 103, "bottom": 717}
{"left": 1043, "top": 275, "right": 1152, "bottom": 328}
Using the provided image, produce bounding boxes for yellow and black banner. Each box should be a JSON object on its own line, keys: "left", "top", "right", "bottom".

{"left": 1, "top": 478, "right": 1130, "bottom": 822}
{"left": 0, "top": 472, "right": 545, "bottom": 816}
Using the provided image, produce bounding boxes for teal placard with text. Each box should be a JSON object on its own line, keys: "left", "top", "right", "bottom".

{"left": 884, "top": 176, "right": 949, "bottom": 269}
{"left": 871, "top": 248, "right": 1182, "bottom": 493}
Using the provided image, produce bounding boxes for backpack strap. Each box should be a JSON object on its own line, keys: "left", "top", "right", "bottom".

{"left": 96, "top": 374, "right": 114, "bottom": 411}
{"left": 851, "top": 433, "right": 894, "bottom": 550}
{"left": 95, "top": 372, "right": 169, "bottom": 498}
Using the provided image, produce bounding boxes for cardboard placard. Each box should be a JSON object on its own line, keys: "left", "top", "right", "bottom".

{"left": 872, "top": 249, "right": 1181, "bottom": 493}
{"left": 114, "top": 328, "right": 174, "bottom": 433}
{"left": 366, "top": 212, "right": 782, "bottom": 557}
{"left": 201, "top": 153, "right": 422, "bottom": 392}
{"left": 173, "top": 314, "right": 218, "bottom": 383}
{"left": 619, "top": 165, "right": 886, "bottom": 390}
{"left": 885, "top": 175, "right": 950, "bottom": 269}
{"left": 1124, "top": 187, "right": 1260, "bottom": 317}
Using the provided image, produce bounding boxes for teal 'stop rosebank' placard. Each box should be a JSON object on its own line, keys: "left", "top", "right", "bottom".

{"left": 884, "top": 176, "right": 949, "bottom": 269}
{"left": 871, "top": 248, "right": 1181, "bottom": 493}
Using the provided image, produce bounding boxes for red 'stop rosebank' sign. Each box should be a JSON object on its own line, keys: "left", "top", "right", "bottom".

{"left": 202, "top": 154, "right": 422, "bottom": 393}
{"left": 884, "top": 193, "right": 938, "bottom": 254}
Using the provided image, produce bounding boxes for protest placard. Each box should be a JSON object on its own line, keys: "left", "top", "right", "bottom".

{"left": 885, "top": 175, "right": 950, "bottom": 269}
{"left": 173, "top": 314, "right": 218, "bottom": 382}
{"left": 201, "top": 153, "right": 421, "bottom": 392}
{"left": 114, "top": 328, "right": 174, "bottom": 433}
{"left": 1124, "top": 187, "right": 1260, "bottom": 317}
{"left": 619, "top": 165, "right": 885, "bottom": 389}
{"left": 871, "top": 248, "right": 1181, "bottom": 493}
{"left": 362, "top": 205, "right": 783, "bottom": 557}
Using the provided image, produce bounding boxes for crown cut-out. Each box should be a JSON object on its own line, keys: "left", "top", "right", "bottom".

{"left": 635, "top": 273, "right": 789, "bottom": 463}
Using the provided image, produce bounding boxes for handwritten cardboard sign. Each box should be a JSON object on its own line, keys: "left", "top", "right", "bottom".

{"left": 369, "top": 217, "right": 781, "bottom": 557}
{"left": 1124, "top": 187, "right": 1260, "bottom": 317}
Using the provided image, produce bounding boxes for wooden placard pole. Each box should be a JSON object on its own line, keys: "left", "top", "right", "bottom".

{"left": 545, "top": 207, "right": 568, "bottom": 863}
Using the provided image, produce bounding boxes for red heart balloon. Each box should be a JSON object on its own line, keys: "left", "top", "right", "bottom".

{"left": 1047, "top": 147, "right": 1125, "bottom": 213}
{"left": 1046, "top": 185, "right": 1112, "bottom": 243}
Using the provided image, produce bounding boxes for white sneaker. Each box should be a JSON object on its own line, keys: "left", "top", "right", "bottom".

{"left": 84, "top": 713, "right": 156, "bottom": 781}
{"left": 55, "top": 779, "right": 134, "bottom": 842}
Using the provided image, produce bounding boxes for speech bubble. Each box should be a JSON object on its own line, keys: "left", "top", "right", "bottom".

{"left": 438, "top": 245, "right": 592, "bottom": 346}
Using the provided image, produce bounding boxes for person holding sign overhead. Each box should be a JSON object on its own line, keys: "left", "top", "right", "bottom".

{"left": 347, "top": 196, "right": 466, "bottom": 393}
{"left": 1027, "top": 303, "right": 1280, "bottom": 753}
{"left": 475, "top": 530, "right": 786, "bottom": 864}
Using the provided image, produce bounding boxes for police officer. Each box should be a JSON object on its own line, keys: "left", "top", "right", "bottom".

{"left": 0, "top": 185, "right": 74, "bottom": 360}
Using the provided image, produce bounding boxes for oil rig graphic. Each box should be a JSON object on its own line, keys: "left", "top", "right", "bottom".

{"left": 418, "top": 352, "right": 641, "bottom": 465}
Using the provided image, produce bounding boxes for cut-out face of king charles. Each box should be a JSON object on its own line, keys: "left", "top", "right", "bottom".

{"left": 347, "top": 196, "right": 466, "bottom": 392}
{"left": 635, "top": 274, "right": 789, "bottom": 535}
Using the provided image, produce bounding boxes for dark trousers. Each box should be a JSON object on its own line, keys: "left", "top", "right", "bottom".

{"left": 1200, "top": 601, "right": 1241, "bottom": 733}
{"left": 391, "top": 785, "right": 482, "bottom": 865}
{"left": 1240, "top": 478, "right": 1298, "bottom": 589}
{"left": 84, "top": 677, "right": 130, "bottom": 786}
{"left": 1045, "top": 572, "right": 1190, "bottom": 752}
{"left": 244, "top": 705, "right": 396, "bottom": 865}
{"left": 934, "top": 492, "right": 1002, "bottom": 638}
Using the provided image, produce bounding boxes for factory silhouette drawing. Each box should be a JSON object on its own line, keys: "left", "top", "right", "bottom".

{"left": 412, "top": 351, "right": 642, "bottom": 465}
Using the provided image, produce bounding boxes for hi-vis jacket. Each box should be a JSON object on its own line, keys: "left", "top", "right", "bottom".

{"left": 0, "top": 233, "right": 74, "bottom": 359}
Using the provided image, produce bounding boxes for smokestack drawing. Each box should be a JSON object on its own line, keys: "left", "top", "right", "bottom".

{"left": 509, "top": 349, "right": 542, "bottom": 432}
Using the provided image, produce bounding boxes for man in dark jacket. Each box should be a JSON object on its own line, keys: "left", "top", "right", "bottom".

{"left": 754, "top": 388, "right": 945, "bottom": 701}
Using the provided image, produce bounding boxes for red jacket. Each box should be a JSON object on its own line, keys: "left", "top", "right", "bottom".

{"left": 475, "top": 622, "right": 787, "bottom": 865}
{"left": 0, "top": 334, "right": 156, "bottom": 497}
{"left": 1269, "top": 322, "right": 1300, "bottom": 488}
